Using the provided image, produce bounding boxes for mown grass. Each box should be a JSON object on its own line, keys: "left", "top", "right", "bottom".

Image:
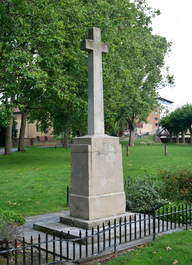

{"left": 94, "top": 230, "right": 192, "bottom": 265}
{"left": 1, "top": 138, "right": 192, "bottom": 217}
{"left": 122, "top": 139, "right": 192, "bottom": 181}
{"left": 0, "top": 147, "right": 71, "bottom": 216}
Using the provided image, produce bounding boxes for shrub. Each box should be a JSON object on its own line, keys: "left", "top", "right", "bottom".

{"left": 0, "top": 218, "right": 24, "bottom": 250}
{"left": 159, "top": 167, "right": 192, "bottom": 202}
{"left": 0, "top": 209, "right": 25, "bottom": 225}
{"left": 125, "top": 176, "right": 167, "bottom": 212}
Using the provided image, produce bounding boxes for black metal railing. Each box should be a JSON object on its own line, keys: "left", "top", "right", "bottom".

{"left": 0, "top": 204, "right": 191, "bottom": 264}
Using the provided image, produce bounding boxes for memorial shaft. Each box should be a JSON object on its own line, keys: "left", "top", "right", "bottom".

{"left": 81, "top": 27, "right": 108, "bottom": 135}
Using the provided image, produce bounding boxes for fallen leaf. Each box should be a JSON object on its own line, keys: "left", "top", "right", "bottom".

{"left": 173, "top": 260, "right": 178, "bottom": 264}
{"left": 68, "top": 180, "right": 71, "bottom": 182}
{"left": 35, "top": 201, "right": 40, "bottom": 204}
{"left": 35, "top": 169, "right": 39, "bottom": 170}
{"left": 139, "top": 245, "right": 143, "bottom": 248}
{"left": 160, "top": 256, "right": 162, "bottom": 259}
{"left": 121, "top": 262, "right": 127, "bottom": 263}
{"left": 48, "top": 190, "right": 50, "bottom": 193}
{"left": 7, "top": 201, "right": 12, "bottom": 204}
{"left": 166, "top": 246, "right": 172, "bottom": 251}
{"left": 153, "top": 251, "right": 156, "bottom": 254}
{"left": 185, "top": 243, "right": 187, "bottom": 245}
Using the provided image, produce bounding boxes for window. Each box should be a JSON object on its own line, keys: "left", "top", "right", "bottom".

{"left": 155, "top": 117, "right": 158, "bottom": 120}
{"left": 155, "top": 111, "right": 158, "bottom": 115}
{"left": 155, "top": 123, "right": 158, "bottom": 126}
{"left": 44, "top": 136, "right": 47, "bottom": 141}
{"left": 36, "top": 125, "right": 40, "bottom": 132}
{"left": 37, "top": 136, "right": 40, "bottom": 141}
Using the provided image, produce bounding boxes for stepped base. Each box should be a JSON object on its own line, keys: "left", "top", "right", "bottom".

{"left": 60, "top": 211, "right": 134, "bottom": 229}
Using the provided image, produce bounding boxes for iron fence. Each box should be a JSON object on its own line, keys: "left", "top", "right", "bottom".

{"left": 0, "top": 203, "right": 191, "bottom": 264}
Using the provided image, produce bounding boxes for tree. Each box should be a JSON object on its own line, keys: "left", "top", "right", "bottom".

{"left": 159, "top": 114, "right": 174, "bottom": 143}
{"left": 0, "top": 0, "right": 65, "bottom": 152}
{"left": 180, "top": 104, "right": 192, "bottom": 144}
{"left": 1, "top": 0, "right": 174, "bottom": 151}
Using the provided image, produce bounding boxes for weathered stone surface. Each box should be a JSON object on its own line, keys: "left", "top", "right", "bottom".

{"left": 81, "top": 27, "right": 108, "bottom": 135}
{"left": 69, "top": 135, "right": 125, "bottom": 220}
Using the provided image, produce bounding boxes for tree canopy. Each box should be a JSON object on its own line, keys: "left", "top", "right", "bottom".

{"left": 0, "top": 0, "right": 174, "bottom": 152}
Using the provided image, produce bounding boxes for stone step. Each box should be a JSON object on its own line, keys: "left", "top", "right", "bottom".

{"left": 33, "top": 213, "right": 162, "bottom": 245}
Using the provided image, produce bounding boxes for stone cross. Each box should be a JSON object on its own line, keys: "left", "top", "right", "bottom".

{"left": 81, "top": 27, "right": 108, "bottom": 135}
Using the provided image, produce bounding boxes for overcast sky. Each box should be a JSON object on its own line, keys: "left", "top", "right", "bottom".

{"left": 146, "top": 0, "right": 192, "bottom": 107}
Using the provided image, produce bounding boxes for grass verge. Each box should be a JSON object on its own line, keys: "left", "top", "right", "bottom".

{"left": 94, "top": 229, "right": 192, "bottom": 265}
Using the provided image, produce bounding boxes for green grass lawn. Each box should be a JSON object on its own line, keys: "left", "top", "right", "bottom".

{"left": 94, "top": 229, "right": 192, "bottom": 265}
{"left": 1, "top": 139, "right": 192, "bottom": 217}
{"left": 0, "top": 147, "right": 71, "bottom": 216}
{"left": 122, "top": 140, "right": 192, "bottom": 181}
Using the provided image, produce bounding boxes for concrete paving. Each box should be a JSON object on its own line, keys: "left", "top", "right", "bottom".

{"left": 22, "top": 210, "right": 151, "bottom": 264}
{"left": 20, "top": 210, "right": 191, "bottom": 264}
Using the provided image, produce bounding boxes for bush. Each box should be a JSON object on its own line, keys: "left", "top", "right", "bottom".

{"left": 159, "top": 167, "right": 192, "bottom": 202}
{"left": 0, "top": 210, "right": 24, "bottom": 252}
{"left": 125, "top": 176, "right": 167, "bottom": 212}
{"left": 0, "top": 209, "right": 25, "bottom": 225}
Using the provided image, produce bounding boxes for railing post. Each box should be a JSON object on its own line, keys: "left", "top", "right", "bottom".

{"left": 127, "top": 145, "right": 129, "bottom": 156}
{"left": 60, "top": 231, "right": 63, "bottom": 261}
{"left": 79, "top": 230, "right": 82, "bottom": 259}
{"left": 46, "top": 233, "right": 48, "bottom": 263}
{"left": 165, "top": 145, "right": 167, "bottom": 156}
{"left": 23, "top": 237, "right": 26, "bottom": 265}
{"left": 186, "top": 203, "right": 188, "bottom": 230}
{"left": 67, "top": 231, "right": 69, "bottom": 261}
{"left": 114, "top": 219, "right": 116, "bottom": 253}
{"left": 108, "top": 221, "right": 111, "bottom": 247}
{"left": 38, "top": 234, "right": 40, "bottom": 265}
{"left": 31, "top": 236, "right": 33, "bottom": 265}
{"left": 103, "top": 223, "right": 105, "bottom": 250}
{"left": 67, "top": 186, "right": 69, "bottom": 206}
{"left": 153, "top": 208, "right": 156, "bottom": 241}
{"left": 15, "top": 239, "right": 18, "bottom": 265}
{"left": 97, "top": 225, "right": 100, "bottom": 253}
{"left": 91, "top": 228, "right": 94, "bottom": 256}
{"left": 53, "top": 231, "right": 55, "bottom": 263}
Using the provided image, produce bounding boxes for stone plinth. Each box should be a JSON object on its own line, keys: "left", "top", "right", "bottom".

{"left": 69, "top": 135, "right": 125, "bottom": 222}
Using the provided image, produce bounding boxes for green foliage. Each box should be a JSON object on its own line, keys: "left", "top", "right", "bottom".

{"left": 0, "top": 209, "right": 25, "bottom": 225}
{"left": 125, "top": 176, "right": 167, "bottom": 212}
{"left": 159, "top": 167, "right": 192, "bottom": 202}
{"left": 0, "top": 0, "right": 173, "bottom": 146}
{"left": 0, "top": 218, "right": 23, "bottom": 251}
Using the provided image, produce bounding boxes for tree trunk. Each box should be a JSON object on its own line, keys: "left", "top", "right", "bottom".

{"left": 62, "top": 127, "right": 69, "bottom": 149}
{"left": 4, "top": 120, "right": 13, "bottom": 155}
{"left": 181, "top": 130, "right": 185, "bottom": 143}
{"left": 176, "top": 135, "right": 179, "bottom": 144}
{"left": 18, "top": 110, "right": 27, "bottom": 151}
{"left": 169, "top": 132, "right": 172, "bottom": 143}
{"left": 129, "top": 128, "right": 134, "bottom": 146}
